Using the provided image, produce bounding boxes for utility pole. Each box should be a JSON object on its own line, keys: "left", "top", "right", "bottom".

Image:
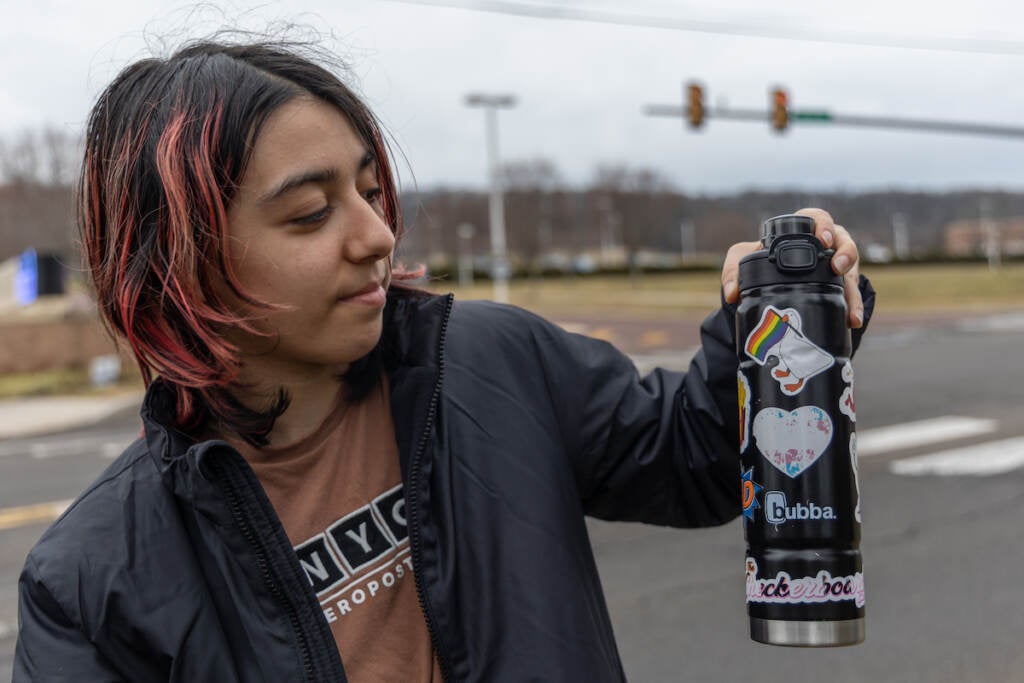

{"left": 457, "top": 222, "right": 475, "bottom": 288}
{"left": 597, "top": 196, "right": 621, "bottom": 265}
{"left": 891, "top": 212, "right": 910, "bottom": 260}
{"left": 679, "top": 219, "right": 696, "bottom": 264}
{"left": 980, "top": 197, "right": 1001, "bottom": 271}
{"left": 465, "top": 93, "right": 517, "bottom": 303}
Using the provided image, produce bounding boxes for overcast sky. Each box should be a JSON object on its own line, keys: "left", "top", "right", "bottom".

{"left": 3, "top": 0, "right": 1024, "bottom": 193}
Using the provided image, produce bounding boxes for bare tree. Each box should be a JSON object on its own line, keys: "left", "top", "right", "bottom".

{"left": 0, "top": 130, "right": 41, "bottom": 185}
{"left": 40, "top": 127, "right": 83, "bottom": 187}
{"left": 501, "top": 159, "right": 563, "bottom": 273}
{"left": 588, "top": 164, "right": 678, "bottom": 274}
{"left": 0, "top": 126, "right": 81, "bottom": 187}
{"left": 0, "top": 127, "right": 81, "bottom": 262}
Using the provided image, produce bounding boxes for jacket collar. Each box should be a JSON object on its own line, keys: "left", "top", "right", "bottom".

{"left": 381, "top": 291, "right": 453, "bottom": 477}
{"left": 140, "top": 379, "right": 202, "bottom": 467}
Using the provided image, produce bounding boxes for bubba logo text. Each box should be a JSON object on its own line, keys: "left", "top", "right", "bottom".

{"left": 764, "top": 491, "right": 836, "bottom": 525}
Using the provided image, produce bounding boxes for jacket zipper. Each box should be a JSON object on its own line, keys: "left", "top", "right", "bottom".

{"left": 407, "top": 294, "right": 456, "bottom": 682}
{"left": 209, "top": 456, "right": 322, "bottom": 683}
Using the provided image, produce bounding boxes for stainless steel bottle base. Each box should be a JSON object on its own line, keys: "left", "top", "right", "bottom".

{"left": 749, "top": 617, "right": 864, "bottom": 647}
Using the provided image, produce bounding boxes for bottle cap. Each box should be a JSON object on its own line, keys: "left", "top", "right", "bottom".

{"left": 739, "top": 213, "right": 842, "bottom": 292}
{"left": 761, "top": 214, "right": 816, "bottom": 248}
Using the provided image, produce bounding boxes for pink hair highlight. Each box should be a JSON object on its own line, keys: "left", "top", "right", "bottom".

{"left": 84, "top": 95, "right": 276, "bottom": 432}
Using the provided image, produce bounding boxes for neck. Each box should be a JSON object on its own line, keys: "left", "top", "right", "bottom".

{"left": 229, "top": 358, "right": 347, "bottom": 448}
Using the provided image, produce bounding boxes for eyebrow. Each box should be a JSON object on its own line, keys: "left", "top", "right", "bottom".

{"left": 257, "top": 149, "right": 376, "bottom": 205}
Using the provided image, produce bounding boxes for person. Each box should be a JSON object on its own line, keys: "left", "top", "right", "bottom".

{"left": 14, "top": 39, "right": 874, "bottom": 682}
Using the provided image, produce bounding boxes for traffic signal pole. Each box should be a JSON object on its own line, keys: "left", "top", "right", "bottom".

{"left": 790, "top": 111, "right": 1024, "bottom": 139}
{"left": 646, "top": 85, "right": 1024, "bottom": 139}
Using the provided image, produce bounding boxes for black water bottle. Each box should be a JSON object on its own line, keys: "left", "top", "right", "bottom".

{"left": 736, "top": 214, "right": 864, "bottom": 647}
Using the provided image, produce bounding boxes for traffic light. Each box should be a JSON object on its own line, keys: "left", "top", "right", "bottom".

{"left": 686, "top": 82, "right": 705, "bottom": 129}
{"left": 771, "top": 87, "right": 789, "bottom": 132}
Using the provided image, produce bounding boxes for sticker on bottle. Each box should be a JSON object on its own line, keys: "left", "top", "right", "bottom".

{"left": 850, "top": 432, "right": 861, "bottom": 524}
{"left": 752, "top": 406, "right": 834, "bottom": 478}
{"left": 840, "top": 361, "right": 856, "bottom": 422}
{"left": 745, "top": 558, "right": 865, "bottom": 608}
{"left": 741, "top": 467, "right": 762, "bottom": 522}
{"left": 738, "top": 371, "right": 752, "bottom": 452}
{"left": 744, "top": 306, "right": 834, "bottom": 396}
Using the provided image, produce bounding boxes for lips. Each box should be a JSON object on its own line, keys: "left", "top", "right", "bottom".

{"left": 343, "top": 282, "right": 384, "bottom": 299}
{"left": 338, "top": 280, "right": 387, "bottom": 307}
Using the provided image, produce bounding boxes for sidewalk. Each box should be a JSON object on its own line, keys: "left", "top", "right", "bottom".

{"left": 0, "top": 390, "right": 144, "bottom": 440}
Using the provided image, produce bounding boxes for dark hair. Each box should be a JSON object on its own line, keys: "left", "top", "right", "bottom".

{"left": 79, "top": 40, "right": 417, "bottom": 446}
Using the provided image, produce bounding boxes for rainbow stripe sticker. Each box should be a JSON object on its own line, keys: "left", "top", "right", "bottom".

{"left": 746, "top": 308, "right": 790, "bottom": 363}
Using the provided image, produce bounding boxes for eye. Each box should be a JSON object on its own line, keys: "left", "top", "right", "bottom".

{"left": 292, "top": 205, "right": 331, "bottom": 226}
{"left": 363, "top": 187, "right": 383, "bottom": 206}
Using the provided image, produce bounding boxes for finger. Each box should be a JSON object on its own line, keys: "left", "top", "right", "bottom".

{"left": 721, "top": 241, "right": 761, "bottom": 303}
{"left": 829, "top": 224, "right": 860, "bottom": 275}
{"left": 795, "top": 207, "right": 835, "bottom": 248}
{"left": 843, "top": 260, "right": 864, "bottom": 328}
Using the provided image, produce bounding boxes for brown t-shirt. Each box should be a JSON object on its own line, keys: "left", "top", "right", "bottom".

{"left": 231, "top": 375, "right": 443, "bottom": 682}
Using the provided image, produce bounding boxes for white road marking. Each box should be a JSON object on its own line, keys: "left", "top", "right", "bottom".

{"left": 890, "top": 437, "right": 1024, "bottom": 476}
{"left": 857, "top": 416, "right": 998, "bottom": 457}
{"left": 0, "top": 432, "right": 137, "bottom": 460}
{"left": 0, "top": 619, "right": 15, "bottom": 641}
{"left": 29, "top": 436, "right": 127, "bottom": 460}
{"left": 959, "top": 312, "right": 1024, "bottom": 333}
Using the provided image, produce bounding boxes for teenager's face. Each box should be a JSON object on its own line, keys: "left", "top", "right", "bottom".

{"left": 224, "top": 97, "right": 395, "bottom": 373}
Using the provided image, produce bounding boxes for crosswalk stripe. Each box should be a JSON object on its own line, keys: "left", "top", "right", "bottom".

{"left": 858, "top": 416, "right": 998, "bottom": 456}
{"left": 890, "top": 436, "right": 1024, "bottom": 476}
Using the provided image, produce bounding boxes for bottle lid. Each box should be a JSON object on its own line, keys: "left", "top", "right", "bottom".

{"left": 739, "top": 213, "right": 842, "bottom": 292}
{"left": 761, "top": 214, "right": 815, "bottom": 248}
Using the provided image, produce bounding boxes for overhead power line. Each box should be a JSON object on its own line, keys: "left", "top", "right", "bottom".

{"left": 389, "top": 0, "right": 1024, "bottom": 56}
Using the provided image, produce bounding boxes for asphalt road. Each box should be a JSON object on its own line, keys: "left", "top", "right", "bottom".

{"left": 2, "top": 311, "right": 1023, "bottom": 681}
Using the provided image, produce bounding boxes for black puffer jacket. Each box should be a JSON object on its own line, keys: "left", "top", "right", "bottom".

{"left": 15, "top": 287, "right": 873, "bottom": 682}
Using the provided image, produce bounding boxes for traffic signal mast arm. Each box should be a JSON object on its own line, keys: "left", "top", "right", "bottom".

{"left": 800, "top": 111, "right": 1024, "bottom": 139}
{"left": 648, "top": 94, "right": 1024, "bottom": 139}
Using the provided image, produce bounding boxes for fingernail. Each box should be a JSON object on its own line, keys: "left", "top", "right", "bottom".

{"left": 724, "top": 280, "right": 738, "bottom": 302}
{"left": 834, "top": 254, "right": 850, "bottom": 273}
{"left": 822, "top": 230, "right": 834, "bottom": 247}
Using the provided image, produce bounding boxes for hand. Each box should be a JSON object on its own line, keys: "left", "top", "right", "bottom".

{"left": 720, "top": 208, "right": 864, "bottom": 328}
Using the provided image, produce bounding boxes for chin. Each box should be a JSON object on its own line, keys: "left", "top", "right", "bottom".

{"left": 328, "top": 319, "right": 385, "bottom": 365}
{"left": 274, "top": 312, "right": 385, "bottom": 367}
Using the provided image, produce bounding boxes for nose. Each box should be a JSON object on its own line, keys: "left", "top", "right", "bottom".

{"left": 342, "top": 192, "right": 395, "bottom": 265}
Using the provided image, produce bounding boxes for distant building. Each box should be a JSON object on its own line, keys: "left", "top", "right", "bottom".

{"left": 944, "top": 218, "right": 1024, "bottom": 257}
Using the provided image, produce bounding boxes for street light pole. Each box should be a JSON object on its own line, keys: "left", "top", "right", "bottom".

{"left": 457, "top": 222, "right": 475, "bottom": 288}
{"left": 465, "top": 93, "right": 516, "bottom": 304}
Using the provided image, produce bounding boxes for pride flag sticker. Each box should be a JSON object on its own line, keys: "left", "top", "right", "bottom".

{"left": 744, "top": 306, "right": 834, "bottom": 396}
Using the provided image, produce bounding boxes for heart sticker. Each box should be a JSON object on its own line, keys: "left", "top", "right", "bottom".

{"left": 752, "top": 406, "right": 834, "bottom": 478}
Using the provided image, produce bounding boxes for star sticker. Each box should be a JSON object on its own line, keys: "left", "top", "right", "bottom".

{"left": 741, "top": 467, "right": 763, "bottom": 522}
